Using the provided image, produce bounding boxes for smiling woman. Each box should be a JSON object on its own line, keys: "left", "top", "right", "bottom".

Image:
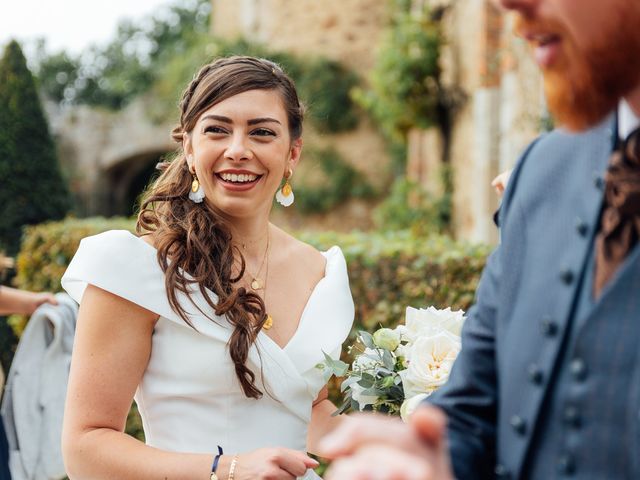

{"left": 59, "top": 57, "right": 355, "bottom": 480}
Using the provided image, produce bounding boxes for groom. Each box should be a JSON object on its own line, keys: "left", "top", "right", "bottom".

{"left": 319, "top": 0, "right": 640, "bottom": 478}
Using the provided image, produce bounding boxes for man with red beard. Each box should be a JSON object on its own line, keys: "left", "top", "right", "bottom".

{"left": 317, "top": 0, "right": 640, "bottom": 478}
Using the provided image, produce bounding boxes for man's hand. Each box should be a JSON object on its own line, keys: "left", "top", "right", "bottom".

{"left": 318, "top": 405, "right": 455, "bottom": 480}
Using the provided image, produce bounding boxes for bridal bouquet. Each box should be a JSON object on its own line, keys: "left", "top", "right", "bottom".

{"left": 322, "top": 306, "right": 465, "bottom": 422}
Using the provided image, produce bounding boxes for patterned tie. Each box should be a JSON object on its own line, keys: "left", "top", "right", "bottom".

{"left": 593, "top": 127, "right": 640, "bottom": 297}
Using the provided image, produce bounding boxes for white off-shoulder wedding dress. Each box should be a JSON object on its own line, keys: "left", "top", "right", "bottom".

{"left": 61, "top": 230, "right": 354, "bottom": 480}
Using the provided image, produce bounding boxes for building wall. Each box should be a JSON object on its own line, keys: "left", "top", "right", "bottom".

{"left": 211, "top": 0, "right": 388, "bottom": 76}
{"left": 409, "top": 0, "right": 545, "bottom": 244}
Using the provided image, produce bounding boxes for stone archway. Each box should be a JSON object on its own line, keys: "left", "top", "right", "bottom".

{"left": 104, "top": 149, "right": 171, "bottom": 217}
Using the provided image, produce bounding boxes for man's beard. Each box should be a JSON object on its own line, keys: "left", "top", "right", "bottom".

{"left": 515, "top": 8, "right": 640, "bottom": 132}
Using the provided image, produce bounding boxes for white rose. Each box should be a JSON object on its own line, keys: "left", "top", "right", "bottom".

{"left": 404, "top": 306, "right": 465, "bottom": 343}
{"left": 373, "top": 328, "right": 401, "bottom": 351}
{"left": 400, "top": 331, "right": 461, "bottom": 398}
{"left": 350, "top": 383, "right": 378, "bottom": 411}
{"left": 400, "top": 393, "right": 430, "bottom": 422}
{"left": 352, "top": 348, "right": 382, "bottom": 372}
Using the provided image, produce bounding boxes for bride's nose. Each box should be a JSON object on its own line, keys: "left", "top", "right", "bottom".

{"left": 224, "top": 133, "right": 253, "bottom": 161}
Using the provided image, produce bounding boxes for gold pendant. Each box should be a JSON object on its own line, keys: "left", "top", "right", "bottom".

{"left": 250, "top": 278, "right": 263, "bottom": 290}
{"left": 191, "top": 178, "right": 200, "bottom": 193}
{"left": 282, "top": 181, "right": 292, "bottom": 197}
{"left": 263, "top": 314, "right": 273, "bottom": 330}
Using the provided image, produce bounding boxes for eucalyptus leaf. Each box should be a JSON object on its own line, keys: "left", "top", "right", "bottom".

{"left": 358, "top": 331, "right": 375, "bottom": 349}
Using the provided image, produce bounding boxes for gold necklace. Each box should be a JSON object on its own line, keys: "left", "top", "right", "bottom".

{"left": 262, "top": 256, "right": 273, "bottom": 330}
{"left": 243, "top": 234, "right": 270, "bottom": 291}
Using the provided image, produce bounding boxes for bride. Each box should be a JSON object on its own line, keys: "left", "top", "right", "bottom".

{"left": 61, "top": 56, "right": 354, "bottom": 480}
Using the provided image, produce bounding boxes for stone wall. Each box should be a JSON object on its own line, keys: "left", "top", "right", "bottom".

{"left": 47, "top": 98, "right": 176, "bottom": 216}
{"left": 409, "top": 0, "right": 545, "bottom": 244}
{"left": 211, "top": 0, "right": 388, "bottom": 76}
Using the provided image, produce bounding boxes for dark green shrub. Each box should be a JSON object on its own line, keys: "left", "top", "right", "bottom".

{"left": 16, "top": 218, "right": 489, "bottom": 339}
{"left": 373, "top": 177, "right": 451, "bottom": 236}
{"left": 12, "top": 217, "right": 490, "bottom": 450}
{"left": 0, "top": 40, "right": 71, "bottom": 255}
{"left": 148, "top": 36, "right": 360, "bottom": 135}
{"left": 352, "top": 0, "right": 442, "bottom": 144}
{"left": 295, "top": 59, "right": 359, "bottom": 133}
{"left": 294, "top": 147, "right": 375, "bottom": 214}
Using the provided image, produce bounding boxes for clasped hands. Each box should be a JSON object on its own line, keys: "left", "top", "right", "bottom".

{"left": 318, "top": 405, "right": 455, "bottom": 480}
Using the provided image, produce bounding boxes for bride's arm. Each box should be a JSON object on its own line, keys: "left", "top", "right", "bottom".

{"left": 307, "top": 386, "right": 351, "bottom": 458}
{"left": 62, "top": 284, "right": 214, "bottom": 479}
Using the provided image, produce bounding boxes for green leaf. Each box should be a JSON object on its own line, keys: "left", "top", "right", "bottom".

{"left": 358, "top": 373, "right": 376, "bottom": 388}
{"left": 322, "top": 351, "right": 349, "bottom": 377}
{"left": 382, "top": 349, "right": 396, "bottom": 370}
{"left": 358, "top": 331, "right": 375, "bottom": 349}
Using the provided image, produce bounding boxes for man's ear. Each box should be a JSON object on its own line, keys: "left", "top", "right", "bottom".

{"left": 289, "top": 137, "right": 303, "bottom": 169}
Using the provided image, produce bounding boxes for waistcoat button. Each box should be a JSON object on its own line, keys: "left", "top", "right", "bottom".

{"left": 509, "top": 415, "right": 527, "bottom": 436}
{"left": 569, "top": 358, "right": 588, "bottom": 381}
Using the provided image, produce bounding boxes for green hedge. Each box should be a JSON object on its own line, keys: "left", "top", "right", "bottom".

{"left": 10, "top": 217, "right": 490, "bottom": 446}
{"left": 15, "top": 218, "right": 489, "bottom": 332}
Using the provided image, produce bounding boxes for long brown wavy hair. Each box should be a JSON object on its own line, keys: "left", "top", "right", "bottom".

{"left": 136, "top": 56, "right": 304, "bottom": 398}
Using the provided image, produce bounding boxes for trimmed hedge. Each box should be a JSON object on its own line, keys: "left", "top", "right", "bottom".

{"left": 14, "top": 218, "right": 489, "bottom": 334}
{"left": 10, "top": 217, "right": 490, "bottom": 445}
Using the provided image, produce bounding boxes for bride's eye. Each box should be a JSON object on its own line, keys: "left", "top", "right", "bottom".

{"left": 252, "top": 128, "right": 276, "bottom": 137}
{"left": 204, "top": 125, "right": 227, "bottom": 134}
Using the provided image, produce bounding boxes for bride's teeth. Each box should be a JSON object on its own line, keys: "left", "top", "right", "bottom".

{"left": 219, "top": 173, "right": 258, "bottom": 183}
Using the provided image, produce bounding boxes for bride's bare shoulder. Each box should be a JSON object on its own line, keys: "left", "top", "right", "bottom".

{"left": 272, "top": 226, "right": 326, "bottom": 278}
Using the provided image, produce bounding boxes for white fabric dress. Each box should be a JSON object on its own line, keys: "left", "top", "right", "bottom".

{"left": 61, "top": 230, "right": 355, "bottom": 480}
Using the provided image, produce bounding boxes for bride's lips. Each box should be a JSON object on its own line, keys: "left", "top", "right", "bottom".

{"left": 524, "top": 32, "right": 562, "bottom": 68}
{"left": 215, "top": 169, "right": 263, "bottom": 192}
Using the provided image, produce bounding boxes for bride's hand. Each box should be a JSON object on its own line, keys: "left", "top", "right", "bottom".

{"left": 230, "top": 448, "right": 319, "bottom": 479}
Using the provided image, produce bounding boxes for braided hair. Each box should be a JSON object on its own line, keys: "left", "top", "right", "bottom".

{"left": 137, "top": 56, "right": 304, "bottom": 398}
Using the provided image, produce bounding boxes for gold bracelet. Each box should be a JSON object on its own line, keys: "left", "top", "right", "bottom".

{"left": 228, "top": 456, "right": 238, "bottom": 480}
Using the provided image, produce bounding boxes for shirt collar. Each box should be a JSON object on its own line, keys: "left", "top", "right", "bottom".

{"left": 619, "top": 98, "right": 640, "bottom": 139}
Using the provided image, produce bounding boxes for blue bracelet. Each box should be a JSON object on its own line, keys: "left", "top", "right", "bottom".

{"left": 210, "top": 446, "right": 223, "bottom": 480}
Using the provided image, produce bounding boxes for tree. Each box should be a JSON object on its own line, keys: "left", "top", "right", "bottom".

{"left": 35, "top": 0, "right": 212, "bottom": 109}
{"left": 0, "top": 40, "right": 71, "bottom": 255}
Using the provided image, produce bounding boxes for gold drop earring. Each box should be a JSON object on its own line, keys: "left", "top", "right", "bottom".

{"left": 275, "top": 167, "right": 294, "bottom": 207}
{"left": 188, "top": 157, "right": 205, "bottom": 203}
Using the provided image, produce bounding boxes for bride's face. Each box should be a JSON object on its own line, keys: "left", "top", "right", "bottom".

{"left": 184, "top": 89, "right": 302, "bottom": 220}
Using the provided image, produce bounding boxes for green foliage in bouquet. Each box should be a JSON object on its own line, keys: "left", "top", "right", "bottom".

{"left": 322, "top": 306, "right": 466, "bottom": 418}
{"left": 323, "top": 330, "right": 405, "bottom": 416}
{"left": 0, "top": 41, "right": 71, "bottom": 255}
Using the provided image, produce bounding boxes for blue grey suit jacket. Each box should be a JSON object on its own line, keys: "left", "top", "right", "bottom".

{"left": 429, "top": 114, "right": 640, "bottom": 479}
